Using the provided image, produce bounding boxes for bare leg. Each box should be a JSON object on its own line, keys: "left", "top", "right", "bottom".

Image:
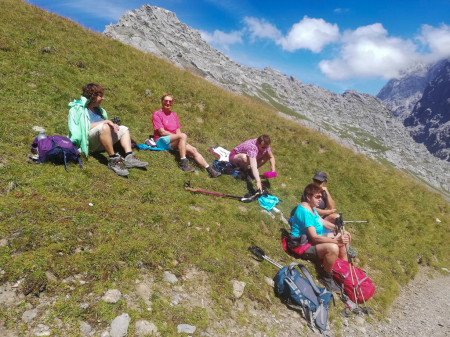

{"left": 186, "top": 143, "right": 208, "bottom": 167}
{"left": 169, "top": 133, "right": 187, "bottom": 158}
{"left": 119, "top": 129, "right": 132, "bottom": 153}
{"left": 99, "top": 123, "right": 115, "bottom": 156}
{"left": 230, "top": 153, "right": 250, "bottom": 170}
{"left": 315, "top": 243, "right": 339, "bottom": 272}
{"left": 256, "top": 152, "right": 270, "bottom": 168}
{"left": 324, "top": 213, "right": 340, "bottom": 224}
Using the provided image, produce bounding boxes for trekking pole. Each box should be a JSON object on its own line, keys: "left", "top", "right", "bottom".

{"left": 343, "top": 220, "right": 369, "bottom": 224}
{"left": 248, "top": 246, "right": 283, "bottom": 269}
{"left": 349, "top": 261, "right": 370, "bottom": 314}
{"left": 184, "top": 181, "right": 263, "bottom": 203}
{"left": 336, "top": 214, "right": 359, "bottom": 306}
{"left": 337, "top": 214, "right": 371, "bottom": 314}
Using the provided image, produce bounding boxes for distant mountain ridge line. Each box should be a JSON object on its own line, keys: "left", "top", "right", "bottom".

{"left": 104, "top": 4, "right": 449, "bottom": 198}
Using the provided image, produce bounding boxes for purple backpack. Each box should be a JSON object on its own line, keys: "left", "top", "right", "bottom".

{"left": 30, "top": 135, "right": 82, "bottom": 171}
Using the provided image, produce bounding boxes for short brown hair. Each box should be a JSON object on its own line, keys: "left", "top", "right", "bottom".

{"left": 82, "top": 83, "right": 104, "bottom": 101}
{"left": 257, "top": 135, "right": 271, "bottom": 145}
{"left": 161, "top": 93, "right": 174, "bottom": 102}
{"left": 304, "top": 183, "right": 322, "bottom": 198}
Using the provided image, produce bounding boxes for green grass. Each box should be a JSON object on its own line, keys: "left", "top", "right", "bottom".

{"left": 0, "top": 0, "right": 449, "bottom": 335}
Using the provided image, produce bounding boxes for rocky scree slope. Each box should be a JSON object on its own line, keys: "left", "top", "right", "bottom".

{"left": 104, "top": 5, "right": 449, "bottom": 198}
{"left": 378, "top": 58, "right": 450, "bottom": 162}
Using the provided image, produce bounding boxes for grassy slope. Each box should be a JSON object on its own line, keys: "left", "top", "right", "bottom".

{"left": 0, "top": 0, "right": 449, "bottom": 335}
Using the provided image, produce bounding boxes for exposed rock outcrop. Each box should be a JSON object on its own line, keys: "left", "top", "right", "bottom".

{"left": 403, "top": 60, "right": 450, "bottom": 161}
{"left": 378, "top": 58, "right": 450, "bottom": 162}
{"left": 104, "top": 5, "right": 449, "bottom": 198}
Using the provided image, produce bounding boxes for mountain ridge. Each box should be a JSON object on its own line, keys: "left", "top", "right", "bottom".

{"left": 104, "top": 4, "right": 449, "bottom": 198}
{"left": 378, "top": 58, "right": 450, "bottom": 162}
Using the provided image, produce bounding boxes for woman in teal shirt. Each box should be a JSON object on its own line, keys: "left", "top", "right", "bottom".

{"left": 288, "top": 183, "right": 351, "bottom": 291}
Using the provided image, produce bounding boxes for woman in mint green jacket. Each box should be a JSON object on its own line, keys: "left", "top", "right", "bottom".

{"left": 68, "top": 83, "right": 148, "bottom": 176}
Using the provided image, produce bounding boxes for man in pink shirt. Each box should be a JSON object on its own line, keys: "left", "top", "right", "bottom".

{"left": 152, "top": 93, "right": 220, "bottom": 178}
{"left": 229, "top": 135, "right": 276, "bottom": 191}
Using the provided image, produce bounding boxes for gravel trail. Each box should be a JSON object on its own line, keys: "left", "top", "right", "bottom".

{"left": 340, "top": 268, "right": 450, "bottom": 337}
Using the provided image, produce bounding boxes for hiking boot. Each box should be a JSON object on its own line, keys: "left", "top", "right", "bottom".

{"left": 347, "top": 245, "right": 358, "bottom": 258}
{"left": 108, "top": 156, "right": 129, "bottom": 176}
{"left": 179, "top": 158, "right": 195, "bottom": 172}
{"left": 319, "top": 272, "right": 341, "bottom": 292}
{"left": 206, "top": 166, "right": 221, "bottom": 178}
{"left": 124, "top": 153, "right": 148, "bottom": 169}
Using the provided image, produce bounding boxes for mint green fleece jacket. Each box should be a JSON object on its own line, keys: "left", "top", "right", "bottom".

{"left": 68, "top": 96, "right": 108, "bottom": 157}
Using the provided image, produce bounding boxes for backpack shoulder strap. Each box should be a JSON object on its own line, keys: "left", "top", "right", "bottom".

{"left": 288, "top": 263, "right": 326, "bottom": 296}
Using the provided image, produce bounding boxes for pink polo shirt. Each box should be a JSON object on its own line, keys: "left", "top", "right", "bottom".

{"left": 152, "top": 109, "right": 180, "bottom": 142}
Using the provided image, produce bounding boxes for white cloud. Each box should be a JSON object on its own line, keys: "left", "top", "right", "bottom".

{"left": 200, "top": 30, "right": 243, "bottom": 50}
{"left": 241, "top": 15, "right": 338, "bottom": 52}
{"left": 417, "top": 23, "right": 450, "bottom": 61}
{"left": 279, "top": 16, "right": 340, "bottom": 53}
{"left": 243, "top": 17, "right": 282, "bottom": 41}
{"left": 319, "top": 23, "right": 419, "bottom": 80}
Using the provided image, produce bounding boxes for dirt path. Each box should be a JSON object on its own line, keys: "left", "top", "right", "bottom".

{"left": 339, "top": 268, "right": 450, "bottom": 337}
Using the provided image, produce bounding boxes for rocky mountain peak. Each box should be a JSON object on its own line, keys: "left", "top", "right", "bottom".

{"left": 104, "top": 5, "right": 449, "bottom": 198}
{"left": 378, "top": 58, "right": 450, "bottom": 162}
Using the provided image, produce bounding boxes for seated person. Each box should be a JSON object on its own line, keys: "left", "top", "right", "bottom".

{"left": 229, "top": 135, "right": 276, "bottom": 192}
{"left": 301, "top": 171, "right": 339, "bottom": 225}
{"left": 68, "top": 83, "right": 148, "bottom": 177}
{"left": 152, "top": 93, "right": 220, "bottom": 178}
{"left": 287, "top": 183, "right": 351, "bottom": 291}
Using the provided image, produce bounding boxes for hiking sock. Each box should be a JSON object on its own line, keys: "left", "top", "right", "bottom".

{"left": 109, "top": 153, "right": 120, "bottom": 159}
{"left": 205, "top": 165, "right": 210, "bottom": 168}
{"left": 124, "top": 152, "right": 133, "bottom": 158}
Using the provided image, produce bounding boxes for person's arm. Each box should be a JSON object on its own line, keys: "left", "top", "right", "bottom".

{"left": 315, "top": 208, "right": 336, "bottom": 217}
{"left": 322, "top": 218, "right": 337, "bottom": 232}
{"left": 155, "top": 127, "right": 177, "bottom": 137}
{"left": 268, "top": 151, "right": 276, "bottom": 172}
{"left": 249, "top": 156, "right": 262, "bottom": 191}
{"left": 322, "top": 186, "right": 335, "bottom": 210}
{"left": 90, "top": 120, "right": 119, "bottom": 133}
{"left": 306, "top": 226, "right": 349, "bottom": 245}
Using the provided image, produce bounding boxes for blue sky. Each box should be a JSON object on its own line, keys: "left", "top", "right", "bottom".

{"left": 27, "top": 0, "right": 450, "bottom": 95}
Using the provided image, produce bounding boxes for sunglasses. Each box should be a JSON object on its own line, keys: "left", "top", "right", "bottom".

{"left": 313, "top": 194, "right": 323, "bottom": 200}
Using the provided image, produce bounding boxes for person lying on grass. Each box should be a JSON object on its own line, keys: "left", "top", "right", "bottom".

{"left": 151, "top": 93, "right": 220, "bottom": 178}
{"left": 229, "top": 135, "right": 276, "bottom": 192}
{"left": 287, "top": 183, "right": 351, "bottom": 292}
{"left": 68, "top": 83, "right": 148, "bottom": 177}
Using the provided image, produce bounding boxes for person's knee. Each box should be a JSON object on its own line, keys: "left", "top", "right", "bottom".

{"left": 323, "top": 243, "right": 339, "bottom": 257}
{"left": 179, "top": 133, "right": 187, "bottom": 142}
{"left": 101, "top": 123, "right": 111, "bottom": 134}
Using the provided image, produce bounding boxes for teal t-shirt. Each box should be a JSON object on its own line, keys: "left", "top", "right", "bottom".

{"left": 290, "top": 205, "right": 323, "bottom": 237}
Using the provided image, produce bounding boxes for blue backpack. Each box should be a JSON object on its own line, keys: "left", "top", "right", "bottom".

{"left": 212, "top": 160, "right": 246, "bottom": 179}
{"left": 30, "top": 134, "right": 82, "bottom": 171}
{"left": 274, "top": 263, "right": 334, "bottom": 333}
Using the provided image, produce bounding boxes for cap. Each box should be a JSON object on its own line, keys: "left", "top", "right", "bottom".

{"left": 312, "top": 171, "right": 327, "bottom": 182}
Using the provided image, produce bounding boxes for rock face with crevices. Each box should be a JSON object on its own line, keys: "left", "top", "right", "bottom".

{"left": 104, "top": 5, "right": 449, "bottom": 198}
{"left": 378, "top": 58, "right": 450, "bottom": 162}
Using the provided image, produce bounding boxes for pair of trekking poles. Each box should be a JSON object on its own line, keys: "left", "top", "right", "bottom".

{"left": 335, "top": 213, "right": 371, "bottom": 316}
{"left": 183, "top": 181, "right": 267, "bottom": 203}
